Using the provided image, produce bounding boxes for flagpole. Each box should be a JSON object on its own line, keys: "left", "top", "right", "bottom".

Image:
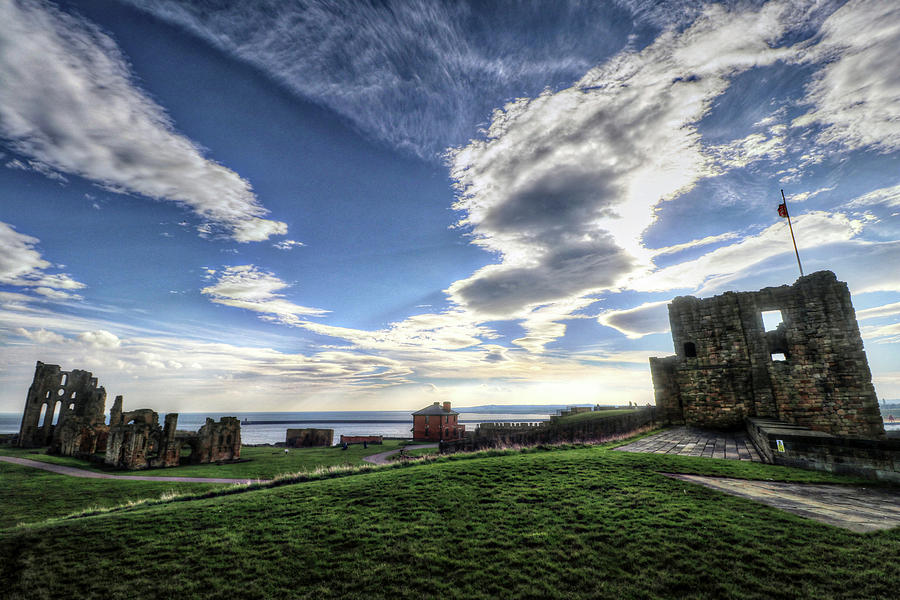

{"left": 781, "top": 189, "right": 804, "bottom": 277}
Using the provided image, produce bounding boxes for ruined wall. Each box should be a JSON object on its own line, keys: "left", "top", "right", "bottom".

{"left": 105, "top": 409, "right": 165, "bottom": 469}
{"left": 105, "top": 414, "right": 240, "bottom": 469}
{"left": 286, "top": 428, "right": 333, "bottom": 447}
{"left": 193, "top": 417, "right": 241, "bottom": 463}
{"left": 650, "top": 271, "right": 885, "bottom": 437}
{"left": 18, "top": 361, "right": 242, "bottom": 469}
{"left": 18, "top": 362, "right": 107, "bottom": 449}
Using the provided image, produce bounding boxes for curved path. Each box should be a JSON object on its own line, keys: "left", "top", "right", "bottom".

{"left": 362, "top": 443, "right": 438, "bottom": 465}
{"left": 0, "top": 456, "right": 268, "bottom": 484}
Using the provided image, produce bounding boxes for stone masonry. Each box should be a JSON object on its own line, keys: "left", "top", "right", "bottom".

{"left": 17, "top": 361, "right": 241, "bottom": 469}
{"left": 650, "top": 271, "right": 885, "bottom": 437}
{"left": 18, "top": 362, "right": 108, "bottom": 453}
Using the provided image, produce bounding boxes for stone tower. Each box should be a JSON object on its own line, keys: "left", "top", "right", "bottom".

{"left": 649, "top": 271, "right": 884, "bottom": 437}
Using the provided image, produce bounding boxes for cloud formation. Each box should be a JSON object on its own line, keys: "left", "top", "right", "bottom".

{"left": 0, "top": 222, "right": 84, "bottom": 297}
{"left": 124, "top": 0, "right": 644, "bottom": 160}
{"left": 447, "top": 2, "right": 799, "bottom": 324}
{"left": 0, "top": 0, "right": 286, "bottom": 242}
{"left": 794, "top": 0, "right": 900, "bottom": 152}
{"left": 201, "top": 265, "right": 329, "bottom": 324}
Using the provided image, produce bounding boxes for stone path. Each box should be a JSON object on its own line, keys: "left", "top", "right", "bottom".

{"left": 615, "top": 426, "right": 763, "bottom": 462}
{"left": 0, "top": 456, "right": 268, "bottom": 484}
{"left": 362, "top": 443, "right": 438, "bottom": 465}
{"left": 665, "top": 473, "right": 900, "bottom": 533}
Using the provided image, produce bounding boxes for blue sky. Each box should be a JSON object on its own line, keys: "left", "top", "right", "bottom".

{"left": 1, "top": 0, "right": 899, "bottom": 413}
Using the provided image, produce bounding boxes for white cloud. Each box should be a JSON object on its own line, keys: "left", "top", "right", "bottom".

{"left": 122, "top": 0, "right": 648, "bottom": 160}
{"left": 632, "top": 212, "right": 865, "bottom": 294}
{"left": 0, "top": 0, "right": 285, "bottom": 242}
{"left": 847, "top": 183, "right": 900, "bottom": 209}
{"left": 0, "top": 221, "right": 84, "bottom": 294}
{"left": 446, "top": 1, "right": 800, "bottom": 338}
{"left": 649, "top": 232, "right": 740, "bottom": 257}
{"left": 857, "top": 301, "right": 900, "bottom": 321}
{"left": 272, "top": 239, "right": 305, "bottom": 250}
{"left": 77, "top": 330, "right": 121, "bottom": 349}
{"left": 15, "top": 327, "right": 65, "bottom": 345}
{"left": 794, "top": 0, "right": 900, "bottom": 152}
{"left": 201, "top": 265, "right": 329, "bottom": 324}
{"left": 598, "top": 300, "right": 671, "bottom": 339}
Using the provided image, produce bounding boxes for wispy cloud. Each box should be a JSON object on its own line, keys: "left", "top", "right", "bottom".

{"left": 794, "top": 0, "right": 900, "bottom": 153}
{"left": 599, "top": 301, "right": 671, "bottom": 339}
{"left": 123, "top": 0, "right": 642, "bottom": 160}
{"left": 0, "top": 221, "right": 84, "bottom": 297}
{"left": 201, "top": 265, "right": 329, "bottom": 324}
{"left": 0, "top": 0, "right": 285, "bottom": 242}
{"left": 272, "top": 240, "right": 305, "bottom": 250}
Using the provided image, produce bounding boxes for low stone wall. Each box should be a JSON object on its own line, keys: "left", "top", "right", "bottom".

{"left": 340, "top": 435, "right": 382, "bottom": 445}
{"left": 442, "top": 407, "right": 657, "bottom": 453}
{"left": 286, "top": 428, "right": 333, "bottom": 448}
{"left": 746, "top": 418, "right": 900, "bottom": 483}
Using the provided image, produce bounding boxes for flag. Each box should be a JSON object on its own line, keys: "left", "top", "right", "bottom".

{"left": 777, "top": 202, "right": 788, "bottom": 218}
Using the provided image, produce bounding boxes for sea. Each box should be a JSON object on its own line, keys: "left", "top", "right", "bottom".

{"left": 3, "top": 411, "right": 897, "bottom": 446}
{"left": 0, "top": 410, "right": 552, "bottom": 446}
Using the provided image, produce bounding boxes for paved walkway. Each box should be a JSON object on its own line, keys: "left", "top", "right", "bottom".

{"left": 362, "top": 443, "right": 438, "bottom": 465}
{"left": 615, "top": 426, "right": 763, "bottom": 462}
{"left": 0, "top": 456, "right": 267, "bottom": 484}
{"left": 665, "top": 473, "right": 900, "bottom": 533}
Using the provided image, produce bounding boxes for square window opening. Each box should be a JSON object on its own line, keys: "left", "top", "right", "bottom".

{"left": 762, "top": 310, "right": 784, "bottom": 332}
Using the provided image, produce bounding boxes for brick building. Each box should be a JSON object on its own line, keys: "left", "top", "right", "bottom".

{"left": 649, "top": 271, "right": 885, "bottom": 437}
{"left": 412, "top": 402, "right": 465, "bottom": 441}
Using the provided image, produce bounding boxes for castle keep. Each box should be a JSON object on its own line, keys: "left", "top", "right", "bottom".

{"left": 17, "top": 361, "right": 241, "bottom": 469}
{"left": 650, "top": 271, "right": 885, "bottom": 438}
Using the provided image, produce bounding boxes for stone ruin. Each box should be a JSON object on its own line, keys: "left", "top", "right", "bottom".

{"left": 650, "top": 271, "right": 885, "bottom": 438}
{"left": 17, "top": 361, "right": 241, "bottom": 469}
{"left": 285, "top": 428, "right": 333, "bottom": 448}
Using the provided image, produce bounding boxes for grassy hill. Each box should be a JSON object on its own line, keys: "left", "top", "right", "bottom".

{"left": 2, "top": 440, "right": 898, "bottom": 599}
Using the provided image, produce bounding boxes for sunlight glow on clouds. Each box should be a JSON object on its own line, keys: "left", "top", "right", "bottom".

{"left": 0, "top": 0, "right": 286, "bottom": 242}
{"left": 446, "top": 1, "right": 799, "bottom": 330}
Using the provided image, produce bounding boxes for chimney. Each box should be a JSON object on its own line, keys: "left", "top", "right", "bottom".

{"left": 443, "top": 401, "right": 451, "bottom": 412}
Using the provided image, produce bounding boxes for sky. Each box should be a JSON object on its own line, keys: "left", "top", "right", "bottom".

{"left": 1, "top": 0, "right": 899, "bottom": 413}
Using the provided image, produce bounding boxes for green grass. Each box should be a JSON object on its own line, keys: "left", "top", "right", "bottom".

{"left": 2, "top": 442, "right": 897, "bottom": 599}
{"left": 389, "top": 446, "right": 439, "bottom": 461}
{"left": 0, "top": 441, "right": 407, "bottom": 480}
{"left": 0, "top": 461, "right": 224, "bottom": 529}
{"left": 553, "top": 408, "right": 636, "bottom": 424}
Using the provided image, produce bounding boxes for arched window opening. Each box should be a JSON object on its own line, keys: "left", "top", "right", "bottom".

{"left": 60, "top": 373, "right": 67, "bottom": 386}
{"left": 52, "top": 402, "right": 62, "bottom": 425}
{"left": 38, "top": 403, "right": 48, "bottom": 427}
{"left": 684, "top": 342, "right": 697, "bottom": 358}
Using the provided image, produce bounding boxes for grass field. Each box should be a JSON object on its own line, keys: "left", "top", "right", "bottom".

{"left": 0, "top": 461, "right": 225, "bottom": 528}
{"left": 553, "top": 408, "right": 637, "bottom": 425}
{"left": 2, "top": 438, "right": 897, "bottom": 599}
{"left": 0, "top": 440, "right": 406, "bottom": 479}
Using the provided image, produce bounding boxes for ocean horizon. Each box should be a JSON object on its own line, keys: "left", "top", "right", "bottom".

{"left": 3, "top": 410, "right": 899, "bottom": 446}
{"left": 0, "top": 410, "right": 555, "bottom": 445}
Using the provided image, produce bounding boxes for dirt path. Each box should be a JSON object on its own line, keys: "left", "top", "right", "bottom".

{"left": 362, "top": 443, "right": 438, "bottom": 465}
{"left": 0, "top": 456, "right": 268, "bottom": 484}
